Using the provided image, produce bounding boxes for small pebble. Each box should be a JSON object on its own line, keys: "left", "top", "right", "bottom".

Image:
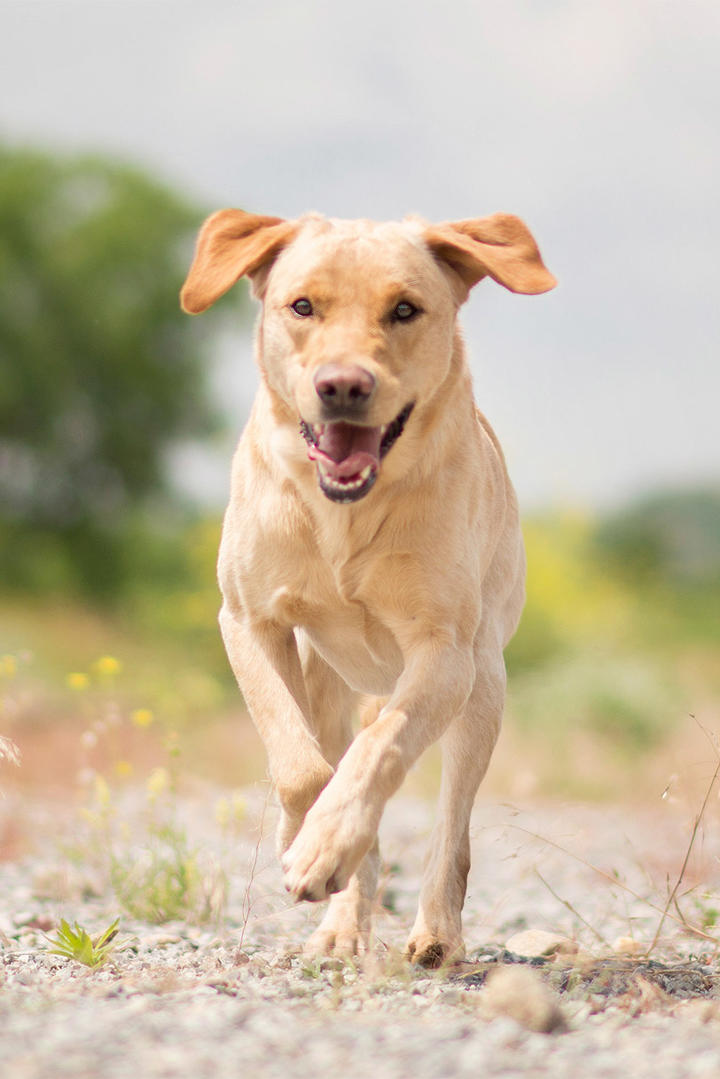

{"left": 505, "top": 930, "right": 579, "bottom": 959}
{"left": 612, "top": 935, "right": 644, "bottom": 955}
{"left": 481, "top": 965, "right": 566, "bottom": 1033}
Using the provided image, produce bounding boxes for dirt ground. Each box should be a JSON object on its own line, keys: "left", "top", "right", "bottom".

{"left": 3, "top": 785, "right": 720, "bottom": 1077}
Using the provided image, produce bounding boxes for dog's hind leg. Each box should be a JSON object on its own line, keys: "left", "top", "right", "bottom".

{"left": 405, "top": 653, "right": 506, "bottom": 968}
{"left": 298, "top": 640, "right": 381, "bottom": 957}
{"left": 302, "top": 835, "right": 380, "bottom": 957}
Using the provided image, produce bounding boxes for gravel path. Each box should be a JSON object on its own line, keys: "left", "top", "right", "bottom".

{"left": 3, "top": 789, "right": 720, "bottom": 1078}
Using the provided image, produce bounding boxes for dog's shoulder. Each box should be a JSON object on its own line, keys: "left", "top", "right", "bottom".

{"left": 473, "top": 406, "right": 510, "bottom": 474}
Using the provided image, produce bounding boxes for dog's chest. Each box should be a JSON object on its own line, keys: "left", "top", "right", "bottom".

{"left": 266, "top": 555, "right": 404, "bottom": 696}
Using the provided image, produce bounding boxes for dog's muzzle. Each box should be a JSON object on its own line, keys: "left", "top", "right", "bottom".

{"left": 300, "top": 403, "right": 414, "bottom": 504}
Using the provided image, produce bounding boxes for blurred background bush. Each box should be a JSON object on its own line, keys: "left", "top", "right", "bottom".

{"left": 0, "top": 146, "right": 220, "bottom": 599}
{"left": 1, "top": 1, "right": 718, "bottom": 804}
{"left": 1, "top": 139, "right": 718, "bottom": 804}
{"left": 0, "top": 159, "right": 713, "bottom": 807}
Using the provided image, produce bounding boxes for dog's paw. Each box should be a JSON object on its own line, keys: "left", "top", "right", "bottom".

{"left": 303, "top": 891, "right": 373, "bottom": 958}
{"left": 303, "top": 925, "right": 368, "bottom": 959}
{"left": 405, "top": 932, "right": 465, "bottom": 969}
{"left": 282, "top": 802, "right": 375, "bottom": 903}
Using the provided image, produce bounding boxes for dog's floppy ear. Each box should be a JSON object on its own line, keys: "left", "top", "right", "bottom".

{"left": 423, "top": 213, "right": 556, "bottom": 301}
{"left": 181, "top": 209, "right": 299, "bottom": 314}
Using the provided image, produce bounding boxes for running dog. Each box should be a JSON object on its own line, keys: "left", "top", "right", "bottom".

{"left": 181, "top": 209, "right": 555, "bottom": 965}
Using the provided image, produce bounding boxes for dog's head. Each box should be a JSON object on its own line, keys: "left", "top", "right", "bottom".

{"left": 181, "top": 211, "right": 555, "bottom": 504}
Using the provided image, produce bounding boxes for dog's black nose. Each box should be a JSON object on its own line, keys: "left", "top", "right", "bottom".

{"left": 314, "top": 363, "right": 376, "bottom": 413}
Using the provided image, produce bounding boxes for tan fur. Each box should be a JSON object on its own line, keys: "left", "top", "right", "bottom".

{"left": 181, "top": 209, "right": 555, "bottom": 966}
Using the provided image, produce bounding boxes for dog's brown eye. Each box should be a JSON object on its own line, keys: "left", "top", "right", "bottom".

{"left": 291, "top": 298, "right": 313, "bottom": 317}
{"left": 392, "top": 301, "right": 418, "bottom": 322}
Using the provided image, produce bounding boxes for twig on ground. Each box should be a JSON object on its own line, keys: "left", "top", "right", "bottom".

{"left": 534, "top": 869, "right": 610, "bottom": 947}
{"left": 238, "top": 784, "right": 272, "bottom": 950}
{"left": 646, "top": 719, "right": 720, "bottom": 956}
{"left": 507, "top": 825, "right": 717, "bottom": 945}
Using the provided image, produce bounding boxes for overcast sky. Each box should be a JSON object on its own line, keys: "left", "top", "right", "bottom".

{"left": 2, "top": 0, "right": 719, "bottom": 510}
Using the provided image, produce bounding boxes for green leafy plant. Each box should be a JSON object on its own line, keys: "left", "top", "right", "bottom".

{"left": 46, "top": 917, "right": 131, "bottom": 968}
{"left": 109, "top": 819, "right": 226, "bottom": 925}
{"left": 58, "top": 658, "right": 231, "bottom": 927}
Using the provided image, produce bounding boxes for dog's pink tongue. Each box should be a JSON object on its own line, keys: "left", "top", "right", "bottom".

{"left": 308, "top": 422, "right": 382, "bottom": 478}
{"left": 320, "top": 422, "right": 382, "bottom": 463}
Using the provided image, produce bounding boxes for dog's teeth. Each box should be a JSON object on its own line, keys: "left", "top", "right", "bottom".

{"left": 317, "top": 461, "right": 374, "bottom": 493}
{"left": 316, "top": 455, "right": 377, "bottom": 496}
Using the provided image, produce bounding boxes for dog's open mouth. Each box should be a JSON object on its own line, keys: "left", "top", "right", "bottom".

{"left": 300, "top": 403, "right": 414, "bottom": 503}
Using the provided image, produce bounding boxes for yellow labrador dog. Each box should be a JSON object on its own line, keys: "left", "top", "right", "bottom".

{"left": 181, "top": 210, "right": 555, "bottom": 966}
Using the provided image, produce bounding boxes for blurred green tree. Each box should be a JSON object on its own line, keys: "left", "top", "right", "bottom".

{"left": 593, "top": 488, "right": 720, "bottom": 584}
{"left": 591, "top": 487, "right": 720, "bottom": 646}
{"left": 0, "top": 146, "right": 222, "bottom": 597}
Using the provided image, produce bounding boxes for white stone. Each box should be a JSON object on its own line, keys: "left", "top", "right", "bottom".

{"left": 505, "top": 930, "right": 579, "bottom": 958}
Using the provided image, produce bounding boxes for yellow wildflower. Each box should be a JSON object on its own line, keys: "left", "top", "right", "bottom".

{"left": 215, "top": 791, "right": 246, "bottom": 830}
{"left": 146, "top": 766, "right": 169, "bottom": 799}
{"left": 94, "top": 655, "right": 122, "bottom": 677}
{"left": 114, "top": 760, "right": 133, "bottom": 779}
{"left": 0, "top": 654, "right": 18, "bottom": 678}
{"left": 130, "top": 708, "right": 154, "bottom": 728}
{"left": 66, "top": 672, "right": 89, "bottom": 691}
{"left": 93, "top": 774, "right": 112, "bottom": 808}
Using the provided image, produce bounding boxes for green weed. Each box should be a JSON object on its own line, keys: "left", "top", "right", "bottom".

{"left": 692, "top": 897, "right": 720, "bottom": 932}
{"left": 108, "top": 818, "right": 226, "bottom": 925}
{"left": 46, "top": 917, "right": 131, "bottom": 968}
{"left": 61, "top": 657, "right": 229, "bottom": 925}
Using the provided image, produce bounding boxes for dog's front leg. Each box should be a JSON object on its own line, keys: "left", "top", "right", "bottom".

{"left": 219, "top": 606, "right": 335, "bottom": 848}
{"left": 282, "top": 637, "right": 475, "bottom": 902}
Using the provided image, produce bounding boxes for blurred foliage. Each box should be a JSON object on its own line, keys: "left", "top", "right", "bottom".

{"left": 591, "top": 489, "right": 720, "bottom": 649}
{"left": 0, "top": 142, "right": 716, "bottom": 795}
{"left": 504, "top": 490, "right": 720, "bottom": 787}
{"left": 0, "top": 144, "right": 232, "bottom": 599}
{"left": 0, "top": 514, "right": 232, "bottom": 729}
{"left": 508, "top": 488, "right": 720, "bottom": 676}
{"left": 2, "top": 479, "right": 719, "bottom": 800}
{"left": 593, "top": 488, "right": 720, "bottom": 587}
